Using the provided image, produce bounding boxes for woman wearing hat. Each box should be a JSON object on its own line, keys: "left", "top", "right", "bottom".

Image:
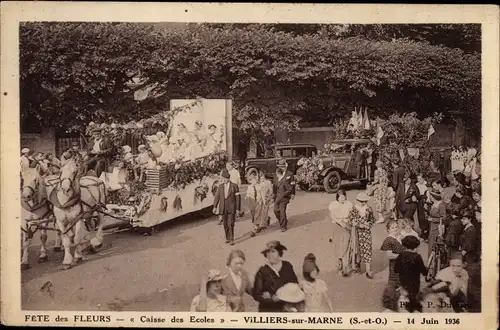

{"left": 190, "top": 269, "right": 231, "bottom": 312}
{"left": 346, "top": 192, "right": 376, "bottom": 278}
{"left": 427, "top": 189, "right": 447, "bottom": 258}
{"left": 252, "top": 241, "right": 299, "bottom": 312}
{"left": 276, "top": 283, "right": 306, "bottom": 312}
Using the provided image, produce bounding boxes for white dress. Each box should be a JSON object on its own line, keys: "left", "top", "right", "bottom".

{"left": 300, "top": 279, "right": 329, "bottom": 312}
{"left": 190, "top": 294, "right": 230, "bottom": 312}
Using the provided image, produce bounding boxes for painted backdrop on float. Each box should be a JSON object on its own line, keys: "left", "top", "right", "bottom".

{"left": 169, "top": 99, "right": 232, "bottom": 160}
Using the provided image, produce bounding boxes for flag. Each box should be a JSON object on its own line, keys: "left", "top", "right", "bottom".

{"left": 357, "top": 108, "right": 364, "bottom": 127}
{"left": 376, "top": 121, "right": 384, "bottom": 145}
{"left": 399, "top": 148, "right": 405, "bottom": 161}
{"left": 427, "top": 124, "right": 435, "bottom": 140}
{"left": 363, "top": 108, "right": 371, "bottom": 130}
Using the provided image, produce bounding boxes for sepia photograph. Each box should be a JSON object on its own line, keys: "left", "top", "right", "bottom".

{"left": 2, "top": 2, "right": 499, "bottom": 328}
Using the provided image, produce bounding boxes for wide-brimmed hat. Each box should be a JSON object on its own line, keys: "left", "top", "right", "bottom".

{"left": 138, "top": 144, "right": 146, "bottom": 151}
{"left": 277, "top": 159, "right": 288, "bottom": 167}
{"left": 261, "top": 240, "right": 287, "bottom": 255}
{"left": 206, "top": 269, "right": 226, "bottom": 282}
{"left": 21, "top": 148, "right": 30, "bottom": 154}
{"left": 221, "top": 169, "right": 230, "bottom": 179}
{"left": 356, "top": 192, "right": 370, "bottom": 202}
{"left": 122, "top": 145, "right": 132, "bottom": 153}
{"left": 276, "top": 283, "right": 306, "bottom": 303}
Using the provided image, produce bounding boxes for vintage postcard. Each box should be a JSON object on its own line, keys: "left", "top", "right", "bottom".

{"left": 1, "top": 2, "right": 499, "bottom": 329}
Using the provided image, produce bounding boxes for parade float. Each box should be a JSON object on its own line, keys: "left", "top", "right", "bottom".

{"left": 88, "top": 98, "right": 233, "bottom": 231}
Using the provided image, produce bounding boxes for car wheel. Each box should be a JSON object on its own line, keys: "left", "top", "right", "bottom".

{"left": 323, "top": 170, "right": 341, "bottom": 194}
{"left": 245, "top": 168, "right": 259, "bottom": 180}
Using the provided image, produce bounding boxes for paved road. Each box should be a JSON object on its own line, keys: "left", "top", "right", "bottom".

{"left": 21, "top": 183, "right": 428, "bottom": 312}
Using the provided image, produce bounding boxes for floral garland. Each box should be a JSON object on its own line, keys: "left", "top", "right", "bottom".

{"left": 295, "top": 156, "right": 323, "bottom": 189}
{"left": 194, "top": 183, "right": 209, "bottom": 203}
{"left": 84, "top": 97, "right": 203, "bottom": 152}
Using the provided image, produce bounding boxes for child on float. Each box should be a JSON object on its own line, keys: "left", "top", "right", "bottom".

{"left": 299, "top": 253, "right": 333, "bottom": 312}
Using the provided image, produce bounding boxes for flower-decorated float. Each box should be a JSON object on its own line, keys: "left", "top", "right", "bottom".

{"left": 294, "top": 108, "right": 444, "bottom": 192}
{"left": 85, "top": 98, "right": 232, "bottom": 230}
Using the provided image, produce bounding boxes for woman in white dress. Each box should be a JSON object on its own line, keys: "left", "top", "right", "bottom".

{"left": 205, "top": 124, "right": 221, "bottom": 154}
{"left": 328, "top": 189, "right": 354, "bottom": 276}
{"left": 188, "top": 120, "right": 207, "bottom": 159}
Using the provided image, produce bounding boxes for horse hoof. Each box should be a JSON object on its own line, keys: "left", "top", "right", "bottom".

{"left": 53, "top": 247, "right": 63, "bottom": 253}
{"left": 73, "top": 257, "right": 83, "bottom": 265}
{"left": 89, "top": 244, "right": 102, "bottom": 254}
{"left": 38, "top": 256, "right": 49, "bottom": 263}
{"left": 61, "top": 264, "right": 72, "bottom": 270}
{"left": 21, "top": 263, "right": 30, "bottom": 271}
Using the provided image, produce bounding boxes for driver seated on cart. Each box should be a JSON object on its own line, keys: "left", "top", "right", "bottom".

{"left": 85, "top": 128, "right": 113, "bottom": 178}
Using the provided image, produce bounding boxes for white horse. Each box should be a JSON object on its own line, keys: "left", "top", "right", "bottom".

{"left": 45, "top": 157, "right": 106, "bottom": 270}
{"left": 21, "top": 165, "right": 62, "bottom": 270}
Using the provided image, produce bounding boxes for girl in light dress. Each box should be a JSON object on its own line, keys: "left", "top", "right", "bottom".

{"left": 299, "top": 253, "right": 333, "bottom": 312}
{"left": 134, "top": 144, "right": 150, "bottom": 181}
{"left": 191, "top": 269, "right": 232, "bottom": 312}
{"left": 205, "top": 124, "right": 221, "bottom": 154}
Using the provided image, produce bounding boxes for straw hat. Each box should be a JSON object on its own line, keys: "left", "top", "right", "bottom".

{"left": 276, "top": 283, "right": 305, "bottom": 303}
{"left": 138, "top": 144, "right": 146, "bottom": 151}
{"left": 122, "top": 145, "right": 132, "bottom": 153}
{"left": 21, "top": 148, "right": 30, "bottom": 154}
{"left": 356, "top": 192, "right": 370, "bottom": 202}
{"left": 206, "top": 269, "right": 226, "bottom": 282}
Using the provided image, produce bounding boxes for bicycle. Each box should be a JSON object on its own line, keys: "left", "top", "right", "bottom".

{"left": 426, "top": 218, "right": 448, "bottom": 281}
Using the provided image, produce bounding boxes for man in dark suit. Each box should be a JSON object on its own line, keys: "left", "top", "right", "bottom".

{"left": 213, "top": 169, "right": 241, "bottom": 245}
{"left": 273, "top": 161, "right": 295, "bottom": 232}
{"left": 392, "top": 158, "right": 406, "bottom": 217}
{"left": 402, "top": 174, "right": 419, "bottom": 220}
{"left": 86, "top": 128, "right": 113, "bottom": 178}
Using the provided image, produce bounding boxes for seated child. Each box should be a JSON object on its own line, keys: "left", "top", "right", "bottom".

{"left": 394, "top": 235, "right": 428, "bottom": 312}
{"left": 435, "top": 251, "right": 469, "bottom": 312}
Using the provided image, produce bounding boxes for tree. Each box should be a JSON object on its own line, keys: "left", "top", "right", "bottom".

{"left": 21, "top": 22, "right": 481, "bottom": 140}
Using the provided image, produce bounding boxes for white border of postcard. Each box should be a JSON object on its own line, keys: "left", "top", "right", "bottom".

{"left": 1, "top": 2, "right": 499, "bottom": 329}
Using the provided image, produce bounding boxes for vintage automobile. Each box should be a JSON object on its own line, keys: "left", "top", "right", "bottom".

{"left": 244, "top": 143, "right": 318, "bottom": 179}
{"left": 297, "top": 138, "right": 373, "bottom": 193}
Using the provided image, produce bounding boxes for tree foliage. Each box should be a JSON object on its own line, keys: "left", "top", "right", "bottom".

{"left": 20, "top": 22, "right": 481, "bottom": 138}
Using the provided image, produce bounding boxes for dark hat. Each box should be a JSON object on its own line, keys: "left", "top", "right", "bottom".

{"left": 261, "top": 240, "right": 287, "bottom": 255}
{"left": 401, "top": 235, "right": 420, "bottom": 250}
{"left": 429, "top": 190, "right": 442, "bottom": 201}
{"left": 221, "top": 169, "right": 230, "bottom": 179}
{"left": 460, "top": 209, "right": 473, "bottom": 219}
{"left": 277, "top": 159, "right": 287, "bottom": 167}
{"left": 449, "top": 251, "right": 464, "bottom": 262}
{"left": 409, "top": 174, "right": 417, "bottom": 181}
{"left": 303, "top": 253, "right": 319, "bottom": 274}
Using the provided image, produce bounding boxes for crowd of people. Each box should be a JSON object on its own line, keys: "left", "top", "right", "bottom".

{"left": 20, "top": 133, "right": 482, "bottom": 313}
{"left": 355, "top": 151, "right": 482, "bottom": 313}
{"left": 190, "top": 243, "right": 333, "bottom": 313}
